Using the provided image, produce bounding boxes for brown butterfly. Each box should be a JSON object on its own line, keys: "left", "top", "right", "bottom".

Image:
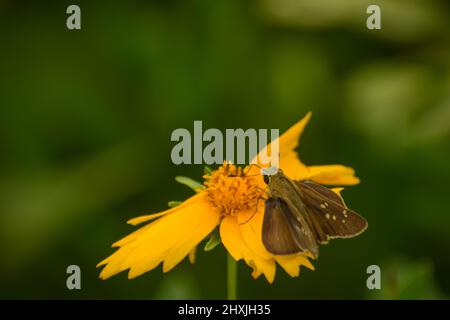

{"left": 261, "top": 169, "right": 367, "bottom": 258}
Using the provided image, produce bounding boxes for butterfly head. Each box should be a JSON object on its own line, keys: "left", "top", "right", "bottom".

{"left": 262, "top": 167, "right": 285, "bottom": 186}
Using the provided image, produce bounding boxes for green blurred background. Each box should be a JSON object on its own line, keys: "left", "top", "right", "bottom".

{"left": 1, "top": 0, "right": 449, "bottom": 299}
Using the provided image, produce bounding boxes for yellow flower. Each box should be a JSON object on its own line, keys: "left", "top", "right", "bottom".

{"left": 97, "top": 112, "right": 360, "bottom": 283}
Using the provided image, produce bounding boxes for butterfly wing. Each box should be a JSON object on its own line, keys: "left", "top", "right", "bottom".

{"left": 262, "top": 197, "right": 319, "bottom": 256}
{"left": 293, "top": 180, "right": 368, "bottom": 244}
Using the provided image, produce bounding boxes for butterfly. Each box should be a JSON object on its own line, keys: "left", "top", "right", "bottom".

{"left": 261, "top": 169, "right": 367, "bottom": 258}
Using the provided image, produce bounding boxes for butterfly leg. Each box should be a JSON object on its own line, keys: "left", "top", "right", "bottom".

{"left": 254, "top": 186, "right": 270, "bottom": 197}
{"left": 239, "top": 194, "right": 268, "bottom": 225}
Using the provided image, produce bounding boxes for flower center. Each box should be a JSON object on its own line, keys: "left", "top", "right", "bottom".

{"left": 204, "top": 163, "right": 264, "bottom": 216}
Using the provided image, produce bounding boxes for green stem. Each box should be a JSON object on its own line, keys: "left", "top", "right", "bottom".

{"left": 227, "top": 254, "right": 237, "bottom": 300}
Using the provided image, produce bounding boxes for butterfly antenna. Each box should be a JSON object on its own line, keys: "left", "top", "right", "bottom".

{"left": 227, "top": 163, "right": 263, "bottom": 178}
{"left": 243, "top": 163, "right": 262, "bottom": 176}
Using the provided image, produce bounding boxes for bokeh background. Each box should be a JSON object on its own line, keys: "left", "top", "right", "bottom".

{"left": 1, "top": 0, "right": 449, "bottom": 299}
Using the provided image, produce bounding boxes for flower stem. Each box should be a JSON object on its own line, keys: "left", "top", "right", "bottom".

{"left": 227, "top": 254, "right": 237, "bottom": 300}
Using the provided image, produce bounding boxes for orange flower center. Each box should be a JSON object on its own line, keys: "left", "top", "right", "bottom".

{"left": 204, "top": 163, "right": 264, "bottom": 216}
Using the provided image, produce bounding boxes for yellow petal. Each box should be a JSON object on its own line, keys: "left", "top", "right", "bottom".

{"left": 237, "top": 209, "right": 272, "bottom": 260}
{"left": 331, "top": 187, "right": 348, "bottom": 207}
{"left": 111, "top": 222, "right": 154, "bottom": 248}
{"left": 238, "top": 207, "right": 316, "bottom": 279}
{"left": 251, "top": 112, "right": 360, "bottom": 187}
{"left": 220, "top": 216, "right": 244, "bottom": 261}
{"left": 275, "top": 254, "right": 315, "bottom": 277}
{"left": 277, "top": 112, "right": 312, "bottom": 179}
{"left": 252, "top": 112, "right": 312, "bottom": 177}
{"left": 331, "top": 187, "right": 344, "bottom": 194}
{"left": 278, "top": 112, "right": 312, "bottom": 158}
{"left": 306, "top": 165, "right": 360, "bottom": 185}
{"left": 112, "top": 193, "right": 205, "bottom": 248}
{"left": 279, "top": 149, "right": 309, "bottom": 180}
{"left": 127, "top": 193, "right": 204, "bottom": 226}
{"left": 162, "top": 213, "right": 218, "bottom": 272}
{"left": 98, "top": 194, "right": 219, "bottom": 280}
{"left": 220, "top": 216, "right": 276, "bottom": 283}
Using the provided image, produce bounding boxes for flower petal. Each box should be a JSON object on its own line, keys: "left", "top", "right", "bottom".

{"left": 162, "top": 214, "right": 218, "bottom": 272}
{"left": 126, "top": 193, "right": 204, "bottom": 226}
{"left": 237, "top": 209, "right": 272, "bottom": 260}
{"left": 331, "top": 187, "right": 344, "bottom": 194}
{"left": 331, "top": 187, "right": 348, "bottom": 207}
{"left": 275, "top": 254, "right": 315, "bottom": 277}
{"left": 220, "top": 216, "right": 244, "bottom": 261}
{"left": 251, "top": 112, "right": 360, "bottom": 186}
{"left": 111, "top": 223, "right": 153, "bottom": 248}
{"left": 112, "top": 193, "right": 205, "bottom": 248}
{"left": 278, "top": 112, "right": 312, "bottom": 159}
{"left": 279, "top": 149, "right": 309, "bottom": 180}
{"left": 220, "top": 216, "right": 276, "bottom": 283}
{"left": 238, "top": 207, "right": 316, "bottom": 279}
{"left": 98, "top": 193, "right": 220, "bottom": 280}
{"left": 252, "top": 112, "right": 312, "bottom": 177}
{"left": 305, "top": 165, "right": 360, "bottom": 185}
